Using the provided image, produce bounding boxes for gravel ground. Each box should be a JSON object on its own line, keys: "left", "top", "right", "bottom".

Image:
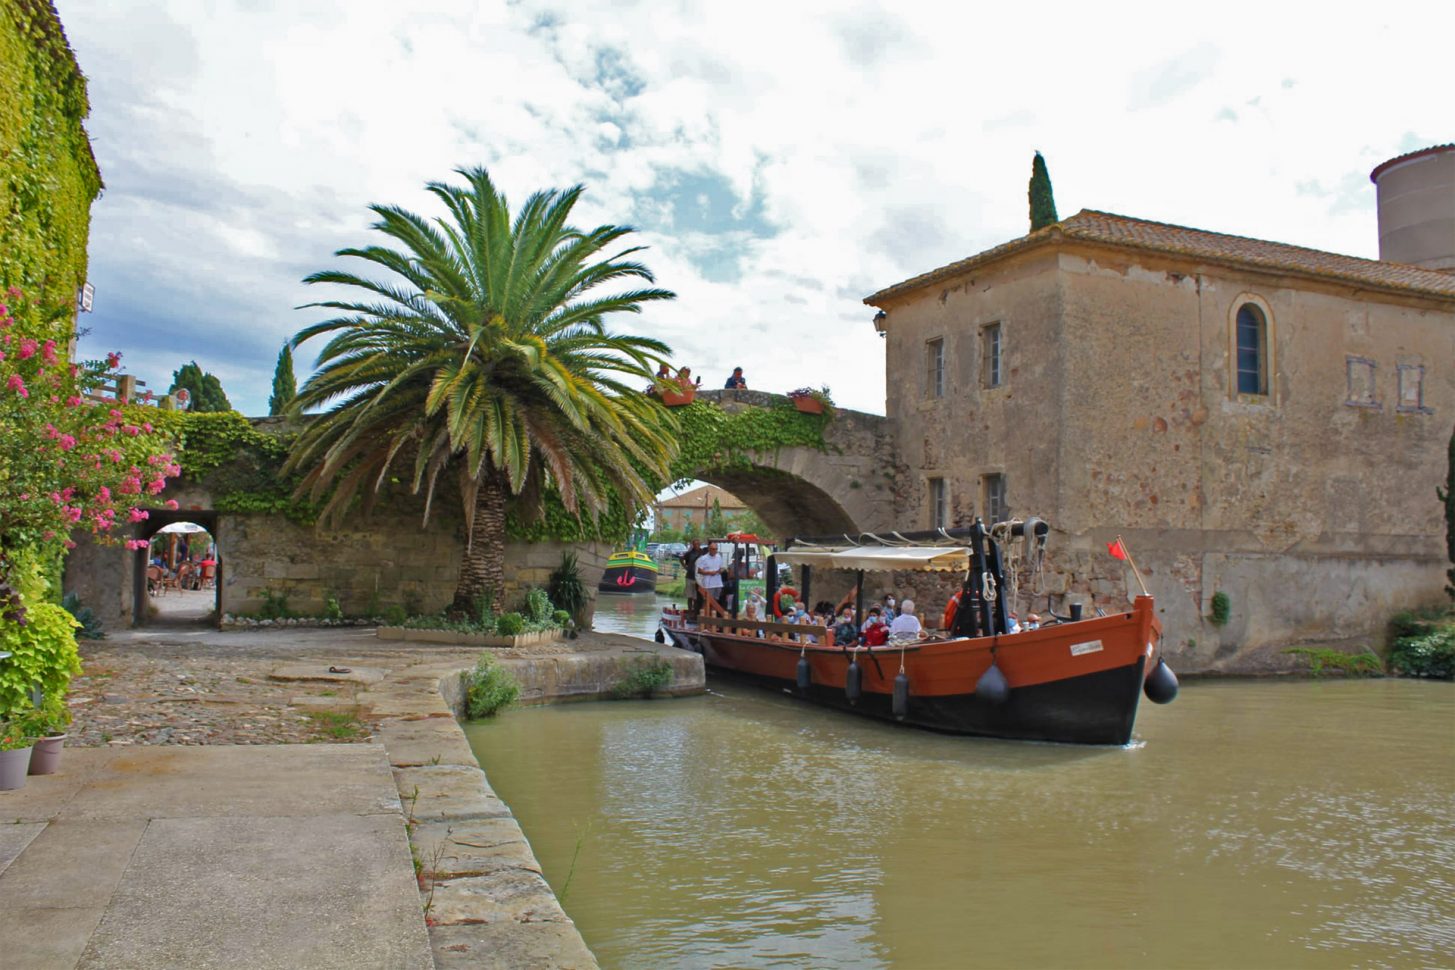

{"left": 67, "top": 625, "right": 628, "bottom": 747}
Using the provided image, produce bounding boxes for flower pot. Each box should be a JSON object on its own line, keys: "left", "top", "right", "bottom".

{"left": 0, "top": 746, "right": 33, "bottom": 790}
{"left": 660, "top": 386, "right": 696, "bottom": 407}
{"left": 791, "top": 396, "right": 825, "bottom": 414}
{"left": 29, "top": 734, "right": 66, "bottom": 775}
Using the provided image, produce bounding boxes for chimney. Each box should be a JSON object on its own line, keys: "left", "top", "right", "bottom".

{"left": 1370, "top": 144, "right": 1455, "bottom": 271}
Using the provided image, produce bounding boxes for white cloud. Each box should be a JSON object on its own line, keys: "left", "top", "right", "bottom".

{"left": 58, "top": 0, "right": 1455, "bottom": 416}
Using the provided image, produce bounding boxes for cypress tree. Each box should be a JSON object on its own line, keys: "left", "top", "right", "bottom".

{"left": 1028, "top": 151, "right": 1059, "bottom": 232}
{"left": 269, "top": 342, "right": 297, "bottom": 416}
{"left": 168, "top": 361, "right": 232, "bottom": 412}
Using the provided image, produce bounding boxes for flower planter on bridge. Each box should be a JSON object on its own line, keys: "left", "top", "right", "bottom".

{"left": 660, "top": 386, "right": 696, "bottom": 407}
{"left": 376, "top": 626, "right": 565, "bottom": 648}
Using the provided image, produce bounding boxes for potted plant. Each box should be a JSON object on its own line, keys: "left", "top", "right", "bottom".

{"left": 0, "top": 716, "right": 34, "bottom": 790}
{"left": 27, "top": 702, "right": 70, "bottom": 775}
{"left": 788, "top": 386, "right": 835, "bottom": 415}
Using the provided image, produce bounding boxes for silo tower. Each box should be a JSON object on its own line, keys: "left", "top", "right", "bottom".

{"left": 1370, "top": 144, "right": 1455, "bottom": 271}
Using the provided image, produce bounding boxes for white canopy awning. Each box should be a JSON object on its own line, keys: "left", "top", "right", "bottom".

{"left": 775, "top": 545, "right": 969, "bottom": 572}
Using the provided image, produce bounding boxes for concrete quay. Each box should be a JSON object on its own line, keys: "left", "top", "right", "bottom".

{"left": 0, "top": 628, "right": 705, "bottom": 969}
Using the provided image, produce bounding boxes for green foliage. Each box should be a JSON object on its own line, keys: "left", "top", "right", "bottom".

{"left": 154, "top": 410, "right": 319, "bottom": 524}
{"left": 0, "top": 0, "right": 101, "bottom": 306}
{"left": 1209, "top": 591, "right": 1230, "bottom": 626}
{"left": 61, "top": 591, "right": 103, "bottom": 640}
{"left": 304, "top": 709, "right": 365, "bottom": 740}
{"left": 382, "top": 604, "right": 408, "bottom": 626}
{"left": 552, "top": 609, "right": 572, "bottom": 627}
{"left": 1388, "top": 628, "right": 1455, "bottom": 680}
{"left": 1283, "top": 647, "right": 1384, "bottom": 678}
{"left": 0, "top": 601, "right": 81, "bottom": 718}
{"left": 668, "top": 399, "right": 829, "bottom": 483}
{"left": 1441, "top": 422, "right": 1453, "bottom": 601}
{"left": 464, "top": 654, "right": 520, "bottom": 718}
{"left": 169, "top": 361, "right": 232, "bottom": 413}
{"left": 323, "top": 593, "right": 343, "bottom": 622}
{"left": 1028, "top": 151, "right": 1059, "bottom": 232}
{"left": 269, "top": 342, "right": 297, "bottom": 416}
{"left": 524, "top": 587, "right": 553, "bottom": 624}
{"left": 548, "top": 552, "right": 587, "bottom": 618}
{"left": 612, "top": 657, "right": 674, "bottom": 698}
{"left": 257, "top": 588, "right": 292, "bottom": 620}
{"left": 494, "top": 612, "right": 524, "bottom": 636}
{"left": 472, "top": 591, "right": 495, "bottom": 629}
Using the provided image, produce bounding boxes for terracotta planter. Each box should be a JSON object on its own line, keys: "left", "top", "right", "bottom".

{"left": 660, "top": 386, "right": 696, "bottom": 407}
{"left": 791, "top": 396, "right": 825, "bottom": 414}
{"left": 0, "top": 746, "right": 32, "bottom": 790}
{"left": 29, "top": 734, "right": 66, "bottom": 775}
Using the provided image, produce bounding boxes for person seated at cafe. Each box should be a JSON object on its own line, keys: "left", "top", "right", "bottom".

{"left": 861, "top": 606, "right": 889, "bottom": 646}
{"left": 832, "top": 607, "right": 860, "bottom": 646}
{"left": 724, "top": 366, "right": 747, "bottom": 389}
{"left": 889, "top": 598, "right": 924, "bottom": 641}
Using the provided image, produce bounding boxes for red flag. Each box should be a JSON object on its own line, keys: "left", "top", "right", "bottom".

{"left": 1107, "top": 538, "right": 1128, "bottom": 561}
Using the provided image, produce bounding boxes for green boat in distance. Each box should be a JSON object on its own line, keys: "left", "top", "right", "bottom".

{"left": 598, "top": 549, "right": 659, "bottom": 593}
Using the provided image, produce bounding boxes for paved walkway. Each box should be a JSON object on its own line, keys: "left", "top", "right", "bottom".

{"left": 0, "top": 744, "right": 432, "bottom": 970}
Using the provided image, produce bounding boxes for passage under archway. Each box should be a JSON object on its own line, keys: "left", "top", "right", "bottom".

{"left": 693, "top": 465, "right": 858, "bottom": 539}
{"left": 132, "top": 510, "right": 222, "bottom": 628}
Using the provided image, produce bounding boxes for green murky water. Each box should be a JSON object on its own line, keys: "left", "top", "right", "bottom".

{"left": 466, "top": 629, "right": 1453, "bottom": 968}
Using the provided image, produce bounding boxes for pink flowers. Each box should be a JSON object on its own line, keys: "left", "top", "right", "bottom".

{"left": 125, "top": 539, "right": 149, "bottom": 550}
{"left": 58, "top": 434, "right": 76, "bottom": 451}
{"left": 18, "top": 338, "right": 37, "bottom": 360}
{"left": 164, "top": 499, "right": 179, "bottom": 510}
{"left": 128, "top": 507, "right": 149, "bottom": 522}
{"left": 106, "top": 351, "right": 122, "bottom": 369}
{"left": 7, "top": 373, "right": 27, "bottom": 398}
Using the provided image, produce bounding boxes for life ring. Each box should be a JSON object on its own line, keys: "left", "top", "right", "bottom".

{"left": 773, "top": 586, "right": 800, "bottom": 619}
{"left": 943, "top": 592, "right": 961, "bottom": 631}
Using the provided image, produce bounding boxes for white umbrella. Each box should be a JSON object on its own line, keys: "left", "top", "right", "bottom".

{"left": 156, "top": 522, "right": 208, "bottom": 534}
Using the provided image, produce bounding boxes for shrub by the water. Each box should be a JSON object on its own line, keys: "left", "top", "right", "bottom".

{"left": 495, "top": 612, "right": 525, "bottom": 637}
{"left": 612, "top": 657, "right": 673, "bottom": 698}
{"left": 525, "top": 587, "right": 553, "bottom": 624}
{"left": 1283, "top": 647, "right": 1383, "bottom": 677}
{"left": 464, "top": 654, "right": 519, "bottom": 719}
{"left": 1388, "top": 630, "right": 1455, "bottom": 680}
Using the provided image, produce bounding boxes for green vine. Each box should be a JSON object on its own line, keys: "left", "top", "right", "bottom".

{"left": 667, "top": 399, "right": 829, "bottom": 480}
{"left": 0, "top": 0, "right": 101, "bottom": 307}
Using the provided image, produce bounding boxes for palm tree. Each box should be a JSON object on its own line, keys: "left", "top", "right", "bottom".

{"left": 286, "top": 166, "right": 679, "bottom": 610}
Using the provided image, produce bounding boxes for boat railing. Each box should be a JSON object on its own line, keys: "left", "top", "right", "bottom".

{"left": 696, "top": 614, "right": 833, "bottom": 644}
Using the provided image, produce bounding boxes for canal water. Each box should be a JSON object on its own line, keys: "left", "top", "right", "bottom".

{"left": 465, "top": 597, "right": 1455, "bottom": 969}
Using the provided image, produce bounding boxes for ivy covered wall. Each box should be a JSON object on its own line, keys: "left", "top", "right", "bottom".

{"left": 0, "top": 0, "right": 102, "bottom": 302}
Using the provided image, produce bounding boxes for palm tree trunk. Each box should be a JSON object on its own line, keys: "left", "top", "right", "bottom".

{"left": 452, "top": 472, "right": 508, "bottom": 613}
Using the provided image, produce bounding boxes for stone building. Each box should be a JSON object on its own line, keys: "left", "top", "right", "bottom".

{"left": 655, "top": 483, "right": 748, "bottom": 532}
{"left": 864, "top": 146, "right": 1455, "bottom": 669}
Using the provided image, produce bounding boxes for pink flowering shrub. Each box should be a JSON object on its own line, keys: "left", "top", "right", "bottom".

{"left": 0, "top": 290, "right": 180, "bottom": 609}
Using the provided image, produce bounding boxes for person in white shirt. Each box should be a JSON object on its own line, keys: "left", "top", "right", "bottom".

{"left": 888, "top": 598, "right": 923, "bottom": 640}
{"left": 694, "top": 541, "right": 725, "bottom": 613}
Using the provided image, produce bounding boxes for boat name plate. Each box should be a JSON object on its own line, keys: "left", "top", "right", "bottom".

{"left": 1069, "top": 639, "right": 1104, "bottom": 657}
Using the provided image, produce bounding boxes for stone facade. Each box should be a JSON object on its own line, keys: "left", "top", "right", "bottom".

{"left": 867, "top": 215, "right": 1454, "bottom": 671}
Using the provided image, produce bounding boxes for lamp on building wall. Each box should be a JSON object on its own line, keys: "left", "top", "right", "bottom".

{"left": 872, "top": 310, "right": 887, "bottom": 337}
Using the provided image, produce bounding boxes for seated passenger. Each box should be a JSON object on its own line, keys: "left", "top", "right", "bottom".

{"left": 833, "top": 607, "right": 860, "bottom": 646}
{"left": 1024, "top": 613, "right": 1041, "bottom": 631}
{"left": 861, "top": 607, "right": 889, "bottom": 646}
{"left": 888, "top": 599, "right": 924, "bottom": 641}
{"left": 882, "top": 594, "right": 898, "bottom": 622}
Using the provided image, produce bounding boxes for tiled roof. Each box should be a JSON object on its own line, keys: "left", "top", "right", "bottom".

{"left": 656, "top": 484, "right": 747, "bottom": 509}
{"left": 864, "top": 209, "right": 1455, "bottom": 305}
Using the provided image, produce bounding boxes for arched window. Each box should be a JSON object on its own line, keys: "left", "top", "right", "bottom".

{"left": 1235, "top": 303, "right": 1268, "bottom": 395}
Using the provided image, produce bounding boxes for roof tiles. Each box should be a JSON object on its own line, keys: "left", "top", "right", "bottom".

{"left": 865, "top": 209, "right": 1455, "bottom": 305}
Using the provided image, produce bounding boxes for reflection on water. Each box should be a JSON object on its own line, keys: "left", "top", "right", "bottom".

{"left": 467, "top": 668, "right": 1454, "bottom": 969}
{"left": 591, "top": 593, "right": 677, "bottom": 640}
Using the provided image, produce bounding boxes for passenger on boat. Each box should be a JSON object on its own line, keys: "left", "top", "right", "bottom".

{"left": 882, "top": 594, "right": 898, "bottom": 622}
{"left": 1024, "top": 613, "right": 1041, "bottom": 630}
{"left": 695, "top": 541, "right": 725, "bottom": 614}
{"left": 681, "top": 540, "right": 703, "bottom": 610}
{"left": 1007, "top": 611, "right": 1022, "bottom": 633}
{"left": 862, "top": 608, "right": 890, "bottom": 647}
{"left": 832, "top": 608, "right": 860, "bottom": 646}
{"left": 888, "top": 599, "right": 924, "bottom": 641}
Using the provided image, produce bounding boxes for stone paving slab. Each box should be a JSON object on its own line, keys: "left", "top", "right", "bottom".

{"left": 394, "top": 764, "right": 512, "bottom": 822}
{"left": 269, "top": 663, "right": 386, "bottom": 685}
{"left": 428, "top": 868, "right": 565, "bottom": 926}
{"left": 61, "top": 744, "right": 401, "bottom": 820}
{"left": 430, "top": 920, "right": 598, "bottom": 970}
{"left": 2, "top": 748, "right": 119, "bottom": 823}
{"left": 376, "top": 716, "right": 480, "bottom": 768}
{"left": 76, "top": 814, "right": 431, "bottom": 970}
{"left": 410, "top": 817, "right": 542, "bottom": 879}
{"left": 0, "top": 822, "right": 46, "bottom": 877}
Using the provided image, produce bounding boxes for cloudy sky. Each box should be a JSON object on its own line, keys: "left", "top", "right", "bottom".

{"left": 58, "top": 0, "right": 1452, "bottom": 417}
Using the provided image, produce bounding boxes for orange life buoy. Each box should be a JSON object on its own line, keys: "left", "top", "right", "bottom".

{"left": 943, "top": 592, "right": 961, "bottom": 631}
{"left": 773, "top": 586, "right": 800, "bottom": 619}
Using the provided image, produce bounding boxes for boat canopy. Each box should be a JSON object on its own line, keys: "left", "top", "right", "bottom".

{"left": 775, "top": 545, "right": 969, "bottom": 572}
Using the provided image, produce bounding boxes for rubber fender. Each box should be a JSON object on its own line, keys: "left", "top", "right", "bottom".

{"left": 892, "top": 672, "right": 910, "bottom": 720}
{"left": 846, "top": 659, "right": 862, "bottom": 704}
{"left": 1144, "top": 658, "right": 1179, "bottom": 704}
{"left": 796, "top": 655, "right": 812, "bottom": 691}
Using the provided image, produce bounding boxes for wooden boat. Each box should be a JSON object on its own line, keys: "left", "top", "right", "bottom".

{"left": 659, "top": 521, "right": 1178, "bottom": 745}
{"left": 598, "top": 549, "right": 659, "bottom": 593}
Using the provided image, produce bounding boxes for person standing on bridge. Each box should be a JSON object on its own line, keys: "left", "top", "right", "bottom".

{"left": 724, "top": 366, "right": 747, "bottom": 389}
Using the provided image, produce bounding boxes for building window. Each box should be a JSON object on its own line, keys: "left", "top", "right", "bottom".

{"left": 981, "top": 323, "right": 1002, "bottom": 388}
{"left": 1345, "top": 356, "right": 1378, "bottom": 408}
{"left": 1235, "top": 304, "right": 1268, "bottom": 396}
{"left": 926, "top": 338, "right": 945, "bottom": 399}
{"left": 928, "top": 477, "right": 947, "bottom": 528}
{"left": 982, "top": 473, "right": 1006, "bottom": 524}
{"left": 1397, "top": 364, "right": 1430, "bottom": 413}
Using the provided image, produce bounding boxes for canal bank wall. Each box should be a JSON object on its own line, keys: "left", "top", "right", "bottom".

{"left": 358, "top": 639, "right": 704, "bottom": 969}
